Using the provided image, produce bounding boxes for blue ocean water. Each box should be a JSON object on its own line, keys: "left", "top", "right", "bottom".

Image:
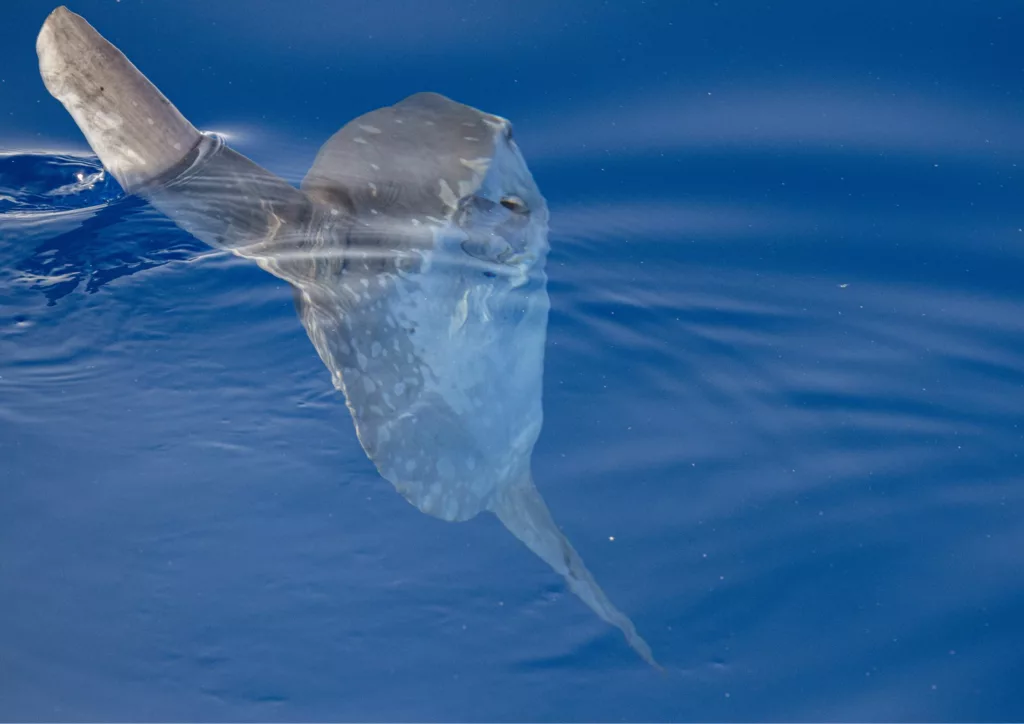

{"left": 2, "top": 0, "right": 1024, "bottom": 720}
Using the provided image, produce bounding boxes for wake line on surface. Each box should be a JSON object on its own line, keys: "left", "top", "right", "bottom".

{"left": 0, "top": 152, "right": 124, "bottom": 217}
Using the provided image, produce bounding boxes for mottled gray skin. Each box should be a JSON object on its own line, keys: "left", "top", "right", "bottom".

{"left": 146, "top": 95, "right": 549, "bottom": 524}
{"left": 36, "top": 6, "right": 658, "bottom": 667}
{"left": 296, "top": 94, "right": 550, "bottom": 522}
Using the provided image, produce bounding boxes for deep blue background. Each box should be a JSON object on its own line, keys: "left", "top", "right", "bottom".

{"left": 2, "top": 1, "right": 1024, "bottom": 720}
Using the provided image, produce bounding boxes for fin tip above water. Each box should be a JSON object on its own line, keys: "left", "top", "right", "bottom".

{"left": 37, "top": 5, "right": 201, "bottom": 192}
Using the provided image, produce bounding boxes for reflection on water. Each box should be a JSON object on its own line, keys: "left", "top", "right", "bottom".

{"left": 523, "top": 86, "right": 1024, "bottom": 161}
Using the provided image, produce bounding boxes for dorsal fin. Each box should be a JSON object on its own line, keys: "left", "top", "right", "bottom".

{"left": 36, "top": 6, "right": 325, "bottom": 281}
{"left": 37, "top": 7, "right": 201, "bottom": 192}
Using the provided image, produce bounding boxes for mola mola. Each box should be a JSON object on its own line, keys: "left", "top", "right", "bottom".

{"left": 36, "top": 6, "right": 657, "bottom": 666}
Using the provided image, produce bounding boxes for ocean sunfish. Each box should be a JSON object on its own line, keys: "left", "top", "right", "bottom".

{"left": 36, "top": 6, "right": 657, "bottom": 667}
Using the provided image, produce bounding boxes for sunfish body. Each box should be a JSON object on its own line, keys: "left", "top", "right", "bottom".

{"left": 37, "top": 6, "right": 657, "bottom": 666}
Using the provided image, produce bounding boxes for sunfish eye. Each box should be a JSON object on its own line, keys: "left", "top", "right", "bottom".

{"left": 500, "top": 195, "right": 528, "bottom": 214}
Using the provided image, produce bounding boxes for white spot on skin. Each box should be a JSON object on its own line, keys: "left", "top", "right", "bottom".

{"left": 371, "top": 341, "right": 382, "bottom": 358}
{"left": 405, "top": 460, "right": 416, "bottom": 472}
{"left": 438, "top": 179, "right": 458, "bottom": 210}
{"left": 363, "top": 377, "right": 376, "bottom": 393}
{"left": 460, "top": 157, "right": 491, "bottom": 175}
{"left": 358, "top": 124, "right": 382, "bottom": 134}
{"left": 357, "top": 352, "right": 368, "bottom": 369}
{"left": 353, "top": 137, "right": 368, "bottom": 144}
{"left": 394, "top": 382, "right": 406, "bottom": 395}
{"left": 147, "top": 118, "right": 154, "bottom": 125}
{"left": 370, "top": 163, "right": 380, "bottom": 170}
{"left": 463, "top": 136, "right": 478, "bottom": 141}
{"left": 482, "top": 116, "right": 509, "bottom": 133}
{"left": 450, "top": 291, "right": 469, "bottom": 336}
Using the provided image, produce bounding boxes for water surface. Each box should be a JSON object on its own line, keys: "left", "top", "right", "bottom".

{"left": 2, "top": 1, "right": 1023, "bottom": 720}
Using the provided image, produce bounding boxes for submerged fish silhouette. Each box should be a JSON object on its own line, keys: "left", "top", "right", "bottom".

{"left": 37, "top": 6, "right": 658, "bottom": 667}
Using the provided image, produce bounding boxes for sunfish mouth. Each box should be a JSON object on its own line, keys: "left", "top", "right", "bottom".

{"left": 458, "top": 247, "right": 537, "bottom": 287}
